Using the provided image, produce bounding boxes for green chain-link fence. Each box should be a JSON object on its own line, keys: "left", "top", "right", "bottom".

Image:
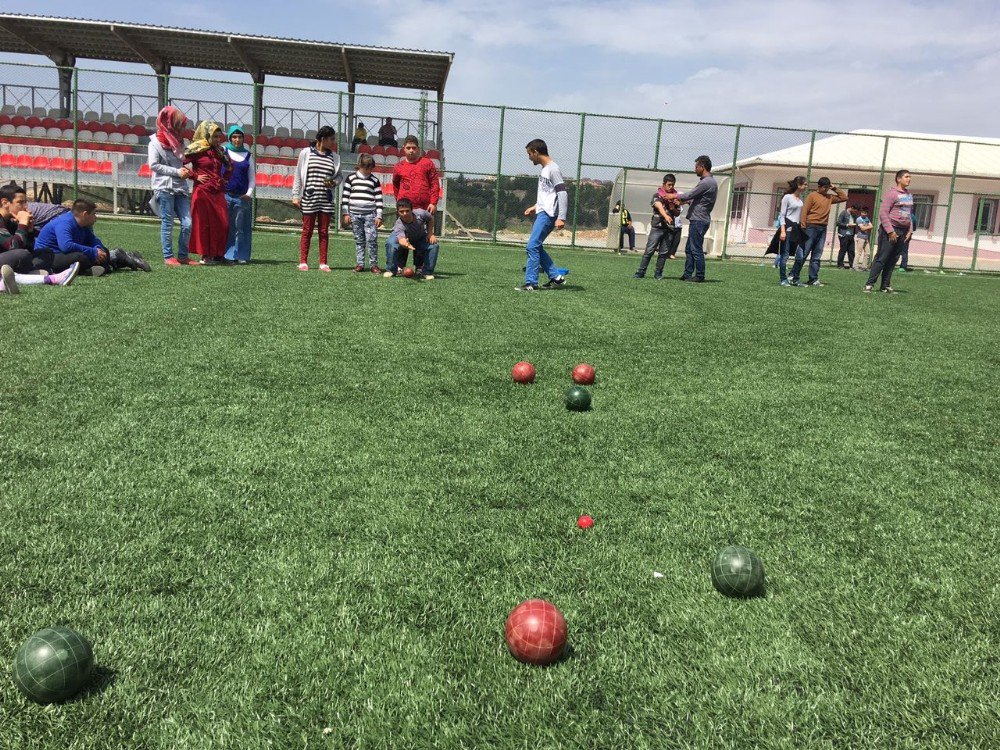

{"left": 2, "top": 61, "right": 999, "bottom": 270}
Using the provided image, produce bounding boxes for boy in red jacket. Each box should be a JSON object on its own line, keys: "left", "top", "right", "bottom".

{"left": 391, "top": 135, "right": 440, "bottom": 270}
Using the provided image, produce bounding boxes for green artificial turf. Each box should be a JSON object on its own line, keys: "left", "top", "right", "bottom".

{"left": 1, "top": 223, "right": 998, "bottom": 749}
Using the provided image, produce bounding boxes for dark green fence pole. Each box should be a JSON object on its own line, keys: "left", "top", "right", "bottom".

{"left": 804, "top": 130, "right": 817, "bottom": 190}
{"left": 653, "top": 119, "right": 663, "bottom": 170}
{"left": 571, "top": 112, "right": 586, "bottom": 248}
{"left": 72, "top": 67, "right": 79, "bottom": 200}
{"left": 720, "top": 124, "right": 742, "bottom": 260}
{"left": 492, "top": 105, "right": 506, "bottom": 244}
{"left": 937, "top": 141, "right": 961, "bottom": 271}
{"left": 971, "top": 197, "right": 984, "bottom": 272}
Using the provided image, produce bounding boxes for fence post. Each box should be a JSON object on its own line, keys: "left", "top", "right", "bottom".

{"left": 72, "top": 68, "right": 79, "bottom": 201}
{"left": 971, "top": 197, "right": 984, "bottom": 272}
{"left": 937, "top": 141, "right": 961, "bottom": 271}
{"left": 571, "top": 112, "right": 586, "bottom": 248}
{"left": 804, "top": 130, "right": 817, "bottom": 189}
{"left": 653, "top": 118, "right": 663, "bottom": 170}
{"left": 492, "top": 105, "right": 506, "bottom": 244}
{"left": 720, "top": 124, "right": 742, "bottom": 260}
{"left": 335, "top": 91, "right": 344, "bottom": 236}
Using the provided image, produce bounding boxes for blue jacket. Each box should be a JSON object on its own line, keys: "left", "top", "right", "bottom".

{"left": 34, "top": 212, "right": 105, "bottom": 262}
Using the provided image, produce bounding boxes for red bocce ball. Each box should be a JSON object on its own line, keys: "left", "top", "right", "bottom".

{"left": 572, "top": 363, "right": 595, "bottom": 385}
{"left": 511, "top": 361, "right": 536, "bottom": 384}
{"left": 505, "top": 599, "right": 568, "bottom": 665}
{"left": 577, "top": 515, "right": 594, "bottom": 529}
{"left": 402, "top": 267, "right": 415, "bottom": 278}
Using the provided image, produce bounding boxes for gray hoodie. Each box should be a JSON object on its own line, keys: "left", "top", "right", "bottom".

{"left": 147, "top": 139, "right": 190, "bottom": 195}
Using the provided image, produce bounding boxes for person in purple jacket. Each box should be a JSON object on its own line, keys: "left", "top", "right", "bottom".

{"left": 33, "top": 199, "right": 110, "bottom": 276}
{"left": 865, "top": 169, "right": 913, "bottom": 293}
{"left": 223, "top": 125, "right": 255, "bottom": 264}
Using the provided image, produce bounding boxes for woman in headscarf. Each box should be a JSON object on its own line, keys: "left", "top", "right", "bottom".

{"left": 184, "top": 121, "right": 232, "bottom": 265}
{"left": 148, "top": 105, "right": 194, "bottom": 266}
{"left": 223, "top": 125, "right": 255, "bottom": 264}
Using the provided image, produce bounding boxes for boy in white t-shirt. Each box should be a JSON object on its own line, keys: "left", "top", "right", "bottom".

{"left": 516, "top": 139, "right": 567, "bottom": 291}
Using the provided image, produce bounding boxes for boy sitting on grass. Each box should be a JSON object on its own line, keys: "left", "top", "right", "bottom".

{"left": 382, "top": 198, "right": 439, "bottom": 280}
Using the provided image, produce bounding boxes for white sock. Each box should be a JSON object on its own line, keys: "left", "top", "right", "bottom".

{"left": 14, "top": 273, "right": 46, "bottom": 286}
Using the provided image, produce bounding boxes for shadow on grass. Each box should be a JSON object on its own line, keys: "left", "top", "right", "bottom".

{"left": 66, "top": 665, "right": 117, "bottom": 703}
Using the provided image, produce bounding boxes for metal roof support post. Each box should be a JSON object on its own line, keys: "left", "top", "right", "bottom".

{"left": 492, "top": 105, "right": 506, "bottom": 245}
{"left": 57, "top": 63, "right": 74, "bottom": 118}
{"left": 571, "top": 113, "right": 586, "bottom": 248}
{"left": 436, "top": 91, "right": 445, "bottom": 152}
{"left": 157, "top": 68, "right": 170, "bottom": 111}
{"left": 251, "top": 77, "right": 264, "bottom": 231}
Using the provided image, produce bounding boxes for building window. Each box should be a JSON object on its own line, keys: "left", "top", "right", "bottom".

{"left": 973, "top": 197, "right": 1000, "bottom": 235}
{"left": 730, "top": 184, "right": 748, "bottom": 221}
{"left": 771, "top": 185, "right": 786, "bottom": 223}
{"left": 912, "top": 194, "right": 934, "bottom": 230}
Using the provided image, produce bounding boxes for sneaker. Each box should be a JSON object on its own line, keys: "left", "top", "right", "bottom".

{"left": 543, "top": 274, "right": 566, "bottom": 288}
{"left": 515, "top": 283, "right": 538, "bottom": 291}
{"left": 788, "top": 277, "right": 799, "bottom": 286}
{"left": 653, "top": 275, "right": 663, "bottom": 281}
{"left": 633, "top": 273, "right": 644, "bottom": 279}
{"left": 678, "top": 275, "right": 690, "bottom": 281}
{"left": 863, "top": 284, "right": 874, "bottom": 293}
{"left": 47, "top": 262, "right": 80, "bottom": 286}
{"left": 298, "top": 263, "right": 309, "bottom": 271}
{"left": 237, "top": 260, "right": 249, "bottom": 265}
{"left": 164, "top": 257, "right": 182, "bottom": 266}
{"left": 128, "top": 251, "right": 151, "bottom": 272}
{"left": 382, "top": 270, "right": 395, "bottom": 278}
{"left": 88, "top": 266, "right": 106, "bottom": 277}
{"left": 806, "top": 280, "right": 825, "bottom": 287}
{"left": 182, "top": 258, "right": 199, "bottom": 266}
{"left": 353, "top": 264, "right": 364, "bottom": 273}
{"left": 371, "top": 265, "right": 382, "bottom": 275}
{"left": 319, "top": 264, "right": 332, "bottom": 273}
{"left": 780, "top": 279, "right": 792, "bottom": 287}
{"left": 882, "top": 287, "right": 896, "bottom": 294}
{"left": 423, "top": 274, "right": 435, "bottom": 281}
{"left": 1, "top": 264, "right": 18, "bottom": 294}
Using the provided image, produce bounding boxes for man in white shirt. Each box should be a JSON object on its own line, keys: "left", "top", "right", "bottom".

{"left": 517, "top": 139, "right": 568, "bottom": 291}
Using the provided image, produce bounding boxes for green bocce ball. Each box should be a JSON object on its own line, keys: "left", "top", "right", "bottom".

{"left": 565, "top": 386, "right": 592, "bottom": 412}
{"left": 13, "top": 627, "right": 94, "bottom": 704}
{"left": 711, "top": 546, "right": 765, "bottom": 598}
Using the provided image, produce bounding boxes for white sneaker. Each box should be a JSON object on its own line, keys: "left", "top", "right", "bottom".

{"left": 1, "top": 264, "right": 19, "bottom": 294}
{"left": 382, "top": 270, "right": 395, "bottom": 278}
{"left": 423, "top": 274, "right": 435, "bottom": 280}
{"left": 298, "top": 263, "right": 309, "bottom": 271}
{"left": 319, "top": 264, "right": 332, "bottom": 273}
{"left": 47, "top": 261, "right": 80, "bottom": 287}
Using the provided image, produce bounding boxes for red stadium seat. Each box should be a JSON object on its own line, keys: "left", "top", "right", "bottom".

{"left": 49, "top": 157, "right": 66, "bottom": 171}
{"left": 372, "top": 145, "right": 386, "bottom": 156}
{"left": 32, "top": 156, "right": 49, "bottom": 169}
{"left": 56, "top": 118, "right": 72, "bottom": 129}
{"left": 385, "top": 146, "right": 399, "bottom": 157}
{"left": 41, "top": 117, "right": 56, "bottom": 128}
{"left": 11, "top": 115, "right": 26, "bottom": 127}
{"left": 282, "top": 174, "right": 294, "bottom": 189}
{"left": 98, "top": 160, "right": 113, "bottom": 174}
{"left": 381, "top": 183, "right": 394, "bottom": 195}
{"left": 16, "top": 154, "right": 32, "bottom": 168}
{"left": 0, "top": 153, "right": 15, "bottom": 167}
{"left": 26, "top": 116, "right": 42, "bottom": 128}
{"left": 138, "top": 164, "right": 151, "bottom": 177}
{"left": 0, "top": 114, "right": 10, "bottom": 126}
{"left": 243, "top": 134, "right": 253, "bottom": 146}
{"left": 99, "top": 122, "right": 117, "bottom": 134}
{"left": 358, "top": 144, "right": 374, "bottom": 155}
{"left": 62, "top": 158, "right": 75, "bottom": 172}
{"left": 115, "top": 123, "right": 131, "bottom": 135}
{"left": 255, "top": 172, "right": 270, "bottom": 187}
{"left": 80, "top": 159, "right": 98, "bottom": 173}
{"left": 130, "top": 124, "right": 147, "bottom": 137}
{"left": 425, "top": 149, "right": 441, "bottom": 160}
{"left": 255, "top": 134, "right": 269, "bottom": 147}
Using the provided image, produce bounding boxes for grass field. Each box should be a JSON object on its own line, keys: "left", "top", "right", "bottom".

{"left": 2, "top": 223, "right": 998, "bottom": 749}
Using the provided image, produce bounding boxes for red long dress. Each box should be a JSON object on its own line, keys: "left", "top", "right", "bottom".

{"left": 185, "top": 148, "right": 231, "bottom": 259}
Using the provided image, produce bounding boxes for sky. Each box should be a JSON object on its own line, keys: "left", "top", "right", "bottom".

{"left": 3, "top": 1, "right": 1000, "bottom": 139}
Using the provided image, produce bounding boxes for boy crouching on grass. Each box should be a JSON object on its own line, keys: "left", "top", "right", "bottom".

{"left": 341, "top": 154, "right": 384, "bottom": 273}
{"left": 382, "top": 198, "right": 439, "bottom": 280}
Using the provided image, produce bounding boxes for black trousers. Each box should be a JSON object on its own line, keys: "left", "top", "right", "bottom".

{"left": 33, "top": 249, "right": 103, "bottom": 275}
{"left": 0, "top": 247, "right": 34, "bottom": 273}
{"left": 619, "top": 224, "right": 636, "bottom": 251}
{"left": 866, "top": 228, "right": 907, "bottom": 289}
{"left": 836, "top": 234, "right": 855, "bottom": 267}
{"left": 636, "top": 223, "right": 681, "bottom": 277}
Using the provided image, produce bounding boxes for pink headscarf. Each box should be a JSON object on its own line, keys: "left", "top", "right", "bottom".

{"left": 156, "top": 106, "right": 186, "bottom": 156}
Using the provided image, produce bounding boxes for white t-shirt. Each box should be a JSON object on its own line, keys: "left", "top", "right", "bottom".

{"left": 535, "top": 161, "right": 568, "bottom": 220}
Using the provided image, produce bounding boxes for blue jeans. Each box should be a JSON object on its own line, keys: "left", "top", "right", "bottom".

{"left": 350, "top": 211, "right": 379, "bottom": 266}
{"left": 791, "top": 225, "right": 826, "bottom": 283}
{"left": 224, "top": 194, "right": 253, "bottom": 262}
{"left": 778, "top": 236, "right": 795, "bottom": 282}
{"left": 682, "top": 220, "right": 709, "bottom": 280}
{"left": 525, "top": 212, "right": 559, "bottom": 285}
{"left": 157, "top": 191, "right": 191, "bottom": 260}
{"left": 386, "top": 235, "right": 440, "bottom": 274}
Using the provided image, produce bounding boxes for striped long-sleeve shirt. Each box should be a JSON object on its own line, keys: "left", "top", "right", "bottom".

{"left": 340, "top": 171, "right": 384, "bottom": 219}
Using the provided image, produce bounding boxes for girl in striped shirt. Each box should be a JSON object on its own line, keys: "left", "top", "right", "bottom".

{"left": 292, "top": 125, "right": 342, "bottom": 271}
{"left": 340, "top": 154, "right": 384, "bottom": 272}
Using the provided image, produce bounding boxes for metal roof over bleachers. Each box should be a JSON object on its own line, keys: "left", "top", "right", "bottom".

{"left": 0, "top": 14, "right": 454, "bottom": 94}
